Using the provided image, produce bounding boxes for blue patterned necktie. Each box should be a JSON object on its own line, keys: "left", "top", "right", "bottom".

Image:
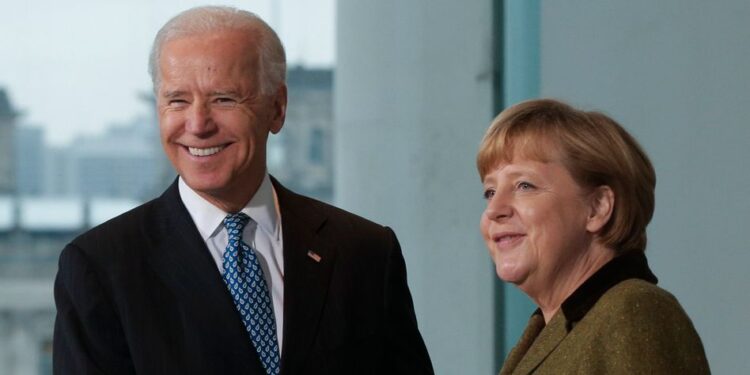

{"left": 222, "top": 213, "right": 281, "bottom": 375}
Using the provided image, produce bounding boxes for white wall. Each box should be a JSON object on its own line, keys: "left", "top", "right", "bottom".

{"left": 540, "top": 1, "right": 750, "bottom": 373}
{"left": 335, "top": 1, "right": 496, "bottom": 373}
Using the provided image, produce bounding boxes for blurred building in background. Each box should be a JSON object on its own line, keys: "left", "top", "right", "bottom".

{"left": 44, "top": 116, "right": 169, "bottom": 200}
{"left": 269, "top": 66, "right": 334, "bottom": 202}
{"left": 15, "top": 126, "right": 45, "bottom": 196}
{"left": 0, "top": 198, "right": 133, "bottom": 374}
{"left": 0, "top": 89, "right": 19, "bottom": 195}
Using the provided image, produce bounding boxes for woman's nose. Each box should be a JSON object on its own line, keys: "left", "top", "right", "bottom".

{"left": 485, "top": 193, "right": 513, "bottom": 220}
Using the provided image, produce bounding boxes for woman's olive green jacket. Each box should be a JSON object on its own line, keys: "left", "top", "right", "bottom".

{"left": 500, "top": 252, "right": 710, "bottom": 375}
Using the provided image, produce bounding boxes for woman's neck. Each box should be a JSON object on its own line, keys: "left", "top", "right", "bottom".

{"left": 533, "top": 244, "right": 616, "bottom": 323}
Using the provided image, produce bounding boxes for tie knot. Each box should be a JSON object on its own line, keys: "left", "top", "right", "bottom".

{"left": 223, "top": 212, "right": 250, "bottom": 238}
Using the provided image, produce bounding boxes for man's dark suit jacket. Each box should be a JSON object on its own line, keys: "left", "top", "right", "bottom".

{"left": 53, "top": 178, "right": 433, "bottom": 374}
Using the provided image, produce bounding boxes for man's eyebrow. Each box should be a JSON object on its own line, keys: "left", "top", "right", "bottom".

{"left": 209, "top": 90, "right": 241, "bottom": 97}
{"left": 162, "top": 90, "right": 187, "bottom": 98}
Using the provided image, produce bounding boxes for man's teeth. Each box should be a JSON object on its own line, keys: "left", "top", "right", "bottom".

{"left": 188, "top": 146, "right": 224, "bottom": 156}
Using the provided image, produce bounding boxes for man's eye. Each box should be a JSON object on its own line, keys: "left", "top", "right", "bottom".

{"left": 483, "top": 189, "right": 495, "bottom": 200}
{"left": 168, "top": 99, "right": 188, "bottom": 106}
{"left": 215, "top": 97, "right": 237, "bottom": 106}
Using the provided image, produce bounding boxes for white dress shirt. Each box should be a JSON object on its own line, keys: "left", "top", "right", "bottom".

{"left": 178, "top": 174, "right": 285, "bottom": 350}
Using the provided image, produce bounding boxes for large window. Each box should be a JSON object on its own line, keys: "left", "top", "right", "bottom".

{"left": 0, "top": 1, "right": 334, "bottom": 373}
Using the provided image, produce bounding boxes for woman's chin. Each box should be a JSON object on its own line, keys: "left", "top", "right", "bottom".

{"left": 495, "top": 263, "right": 527, "bottom": 285}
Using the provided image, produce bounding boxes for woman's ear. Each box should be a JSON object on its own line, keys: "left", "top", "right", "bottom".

{"left": 586, "top": 185, "right": 614, "bottom": 233}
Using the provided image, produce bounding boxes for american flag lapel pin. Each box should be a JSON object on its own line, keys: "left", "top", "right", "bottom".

{"left": 307, "top": 250, "right": 322, "bottom": 263}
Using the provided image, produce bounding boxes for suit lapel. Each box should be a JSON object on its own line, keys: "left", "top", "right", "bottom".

{"left": 272, "top": 178, "right": 337, "bottom": 373}
{"left": 145, "top": 180, "right": 262, "bottom": 371}
{"left": 512, "top": 311, "right": 569, "bottom": 375}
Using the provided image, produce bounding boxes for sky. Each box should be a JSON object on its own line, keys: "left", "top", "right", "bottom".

{"left": 0, "top": 0, "right": 335, "bottom": 146}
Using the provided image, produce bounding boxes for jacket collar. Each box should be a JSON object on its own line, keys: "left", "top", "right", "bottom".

{"left": 561, "top": 251, "right": 657, "bottom": 324}
{"left": 177, "top": 173, "right": 280, "bottom": 243}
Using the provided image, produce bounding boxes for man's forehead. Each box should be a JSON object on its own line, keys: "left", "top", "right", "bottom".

{"left": 160, "top": 33, "right": 258, "bottom": 70}
{"left": 162, "top": 28, "right": 260, "bottom": 52}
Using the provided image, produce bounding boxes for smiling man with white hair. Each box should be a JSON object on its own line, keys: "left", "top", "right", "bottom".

{"left": 53, "top": 6, "right": 433, "bottom": 374}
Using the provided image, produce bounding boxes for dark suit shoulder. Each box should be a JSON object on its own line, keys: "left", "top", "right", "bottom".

{"left": 317, "top": 199, "right": 388, "bottom": 231}
{"left": 273, "top": 176, "right": 393, "bottom": 240}
{"left": 282, "top": 190, "right": 395, "bottom": 242}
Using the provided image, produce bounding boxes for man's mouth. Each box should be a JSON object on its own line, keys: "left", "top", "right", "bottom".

{"left": 188, "top": 145, "right": 226, "bottom": 157}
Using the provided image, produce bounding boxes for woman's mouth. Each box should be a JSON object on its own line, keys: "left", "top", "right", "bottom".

{"left": 493, "top": 233, "right": 525, "bottom": 247}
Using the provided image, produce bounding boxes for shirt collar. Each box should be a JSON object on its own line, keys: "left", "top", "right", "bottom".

{"left": 559, "top": 251, "right": 658, "bottom": 324}
{"left": 178, "top": 173, "right": 281, "bottom": 241}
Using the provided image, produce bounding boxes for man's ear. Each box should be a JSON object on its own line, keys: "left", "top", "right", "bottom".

{"left": 586, "top": 185, "right": 614, "bottom": 233}
{"left": 269, "top": 84, "right": 287, "bottom": 134}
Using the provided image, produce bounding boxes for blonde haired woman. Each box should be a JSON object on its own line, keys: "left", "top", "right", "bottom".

{"left": 478, "top": 99, "right": 709, "bottom": 374}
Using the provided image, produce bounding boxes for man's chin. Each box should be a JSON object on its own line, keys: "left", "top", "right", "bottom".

{"left": 181, "top": 174, "right": 229, "bottom": 194}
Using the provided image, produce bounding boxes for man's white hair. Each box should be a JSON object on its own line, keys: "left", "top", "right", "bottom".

{"left": 148, "top": 5, "right": 286, "bottom": 95}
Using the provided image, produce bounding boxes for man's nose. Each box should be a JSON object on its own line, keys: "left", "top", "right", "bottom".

{"left": 185, "top": 102, "right": 217, "bottom": 136}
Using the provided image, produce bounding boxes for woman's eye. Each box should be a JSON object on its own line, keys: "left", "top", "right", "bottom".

{"left": 517, "top": 181, "right": 536, "bottom": 191}
{"left": 483, "top": 189, "right": 495, "bottom": 200}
